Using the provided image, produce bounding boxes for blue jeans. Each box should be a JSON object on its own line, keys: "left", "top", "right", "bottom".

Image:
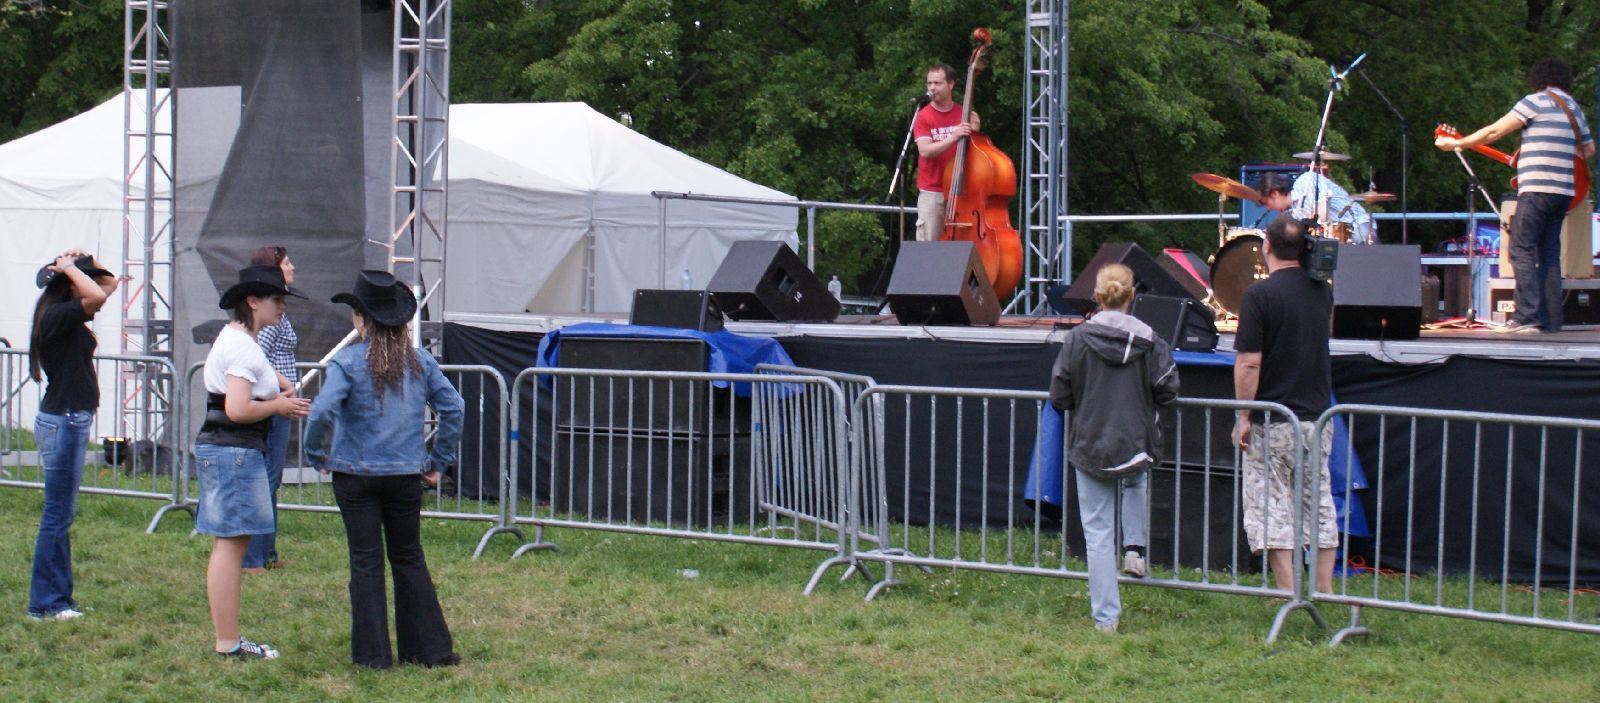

{"left": 243, "top": 416, "right": 289, "bottom": 568}
{"left": 1074, "top": 470, "right": 1148, "bottom": 627}
{"left": 1509, "top": 191, "right": 1567, "bottom": 331}
{"left": 29, "top": 410, "right": 92, "bottom": 616}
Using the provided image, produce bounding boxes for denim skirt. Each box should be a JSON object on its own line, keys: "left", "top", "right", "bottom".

{"left": 194, "top": 444, "right": 274, "bottom": 537}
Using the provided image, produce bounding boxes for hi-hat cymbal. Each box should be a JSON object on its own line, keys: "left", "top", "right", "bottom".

{"left": 1293, "top": 149, "right": 1352, "bottom": 161}
{"left": 1191, "top": 173, "right": 1263, "bottom": 202}
{"left": 1349, "top": 190, "right": 1397, "bottom": 203}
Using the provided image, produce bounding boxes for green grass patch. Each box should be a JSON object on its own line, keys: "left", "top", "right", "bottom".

{"left": 1, "top": 489, "right": 1598, "bottom": 700}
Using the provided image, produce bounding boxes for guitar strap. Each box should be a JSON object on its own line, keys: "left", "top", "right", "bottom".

{"left": 1543, "top": 88, "right": 1586, "bottom": 157}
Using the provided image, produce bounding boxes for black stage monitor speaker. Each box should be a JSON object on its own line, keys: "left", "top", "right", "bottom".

{"left": 886, "top": 241, "right": 1001, "bottom": 326}
{"left": 630, "top": 289, "right": 724, "bottom": 332}
{"left": 1158, "top": 248, "right": 1212, "bottom": 303}
{"left": 1063, "top": 243, "right": 1197, "bottom": 315}
{"left": 707, "top": 241, "right": 840, "bottom": 322}
{"left": 1131, "top": 294, "right": 1219, "bottom": 352}
{"left": 1332, "top": 244, "right": 1422, "bottom": 340}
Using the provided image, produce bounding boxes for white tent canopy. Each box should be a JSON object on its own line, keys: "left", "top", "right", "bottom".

{"left": 444, "top": 102, "right": 797, "bottom": 314}
{"left": 1, "top": 96, "right": 798, "bottom": 349}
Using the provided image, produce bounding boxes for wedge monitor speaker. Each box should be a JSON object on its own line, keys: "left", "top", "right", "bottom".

{"left": 886, "top": 241, "right": 1001, "bottom": 326}
{"left": 707, "top": 241, "right": 840, "bottom": 322}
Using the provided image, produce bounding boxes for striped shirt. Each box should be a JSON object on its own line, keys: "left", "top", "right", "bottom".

{"left": 1510, "top": 89, "right": 1592, "bottom": 196}
{"left": 256, "top": 315, "right": 299, "bottom": 383}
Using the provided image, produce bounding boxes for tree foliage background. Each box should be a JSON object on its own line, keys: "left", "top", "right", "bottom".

{"left": 5, "top": 0, "right": 1598, "bottom": 291}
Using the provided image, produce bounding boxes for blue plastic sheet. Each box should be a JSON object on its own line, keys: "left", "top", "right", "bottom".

{"left": 534, "top": 322, "right": 796, "bottom": 397}
{"left": 1024, "top": 355, "right": 1369, "bottom": 537}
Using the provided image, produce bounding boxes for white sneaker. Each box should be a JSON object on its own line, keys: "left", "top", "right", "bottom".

{"left": 1094, "top": 620, "right": 1119, "bottom": 634}
{"left": 1121, "top": 550, "right": 1146, "bottom": 578}
{"left": 28, "top": 608, "right": 84, "bottom": 622}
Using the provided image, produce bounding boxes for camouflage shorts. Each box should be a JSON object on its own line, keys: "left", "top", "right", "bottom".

{"left": 1242, "top": 420, "right": 1337, "bottom": 552}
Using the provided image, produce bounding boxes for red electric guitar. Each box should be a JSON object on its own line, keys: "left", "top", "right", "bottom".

{"left": 1435, "top": 122, "right": 1591, "bottom": 211}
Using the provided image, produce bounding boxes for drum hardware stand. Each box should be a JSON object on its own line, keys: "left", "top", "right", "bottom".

{"left": 1436, "top": 149, "right": 1502, "bottom": 329}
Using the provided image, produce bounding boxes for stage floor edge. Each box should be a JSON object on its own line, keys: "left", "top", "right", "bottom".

{"left": 443, "top": 312, "right": 1600, "bottom": 363}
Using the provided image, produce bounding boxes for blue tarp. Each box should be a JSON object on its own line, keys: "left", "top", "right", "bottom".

{"left": 533, "top": 322, "right": 796, "bottom": 396}
{"left": 1023, "top": 353, "right": 1369, "bottom": 537}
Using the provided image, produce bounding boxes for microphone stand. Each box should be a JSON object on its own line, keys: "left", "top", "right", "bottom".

{"left": 875, "top": 97, "right": 927, "bottom": 298}
{"left": 1357, "top": 68, "right": 1409, "bottom": 243}
{"left": 1307, "top": 54, "right": 1366, "bottom": 228}
{"left": 1440, "top": 149, "right": 1502, "bottom": 329}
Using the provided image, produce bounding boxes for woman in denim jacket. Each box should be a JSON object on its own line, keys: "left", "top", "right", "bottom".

{"left": 303, "top": 270, "right": 463, "bottom": 669}
{"left": 26, "top": 249, "right": 117, "bottom": 621}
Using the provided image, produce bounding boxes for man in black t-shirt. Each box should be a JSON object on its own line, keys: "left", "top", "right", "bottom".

{"left": 1232, "top": 215, "right": 1338, "bottom": 594}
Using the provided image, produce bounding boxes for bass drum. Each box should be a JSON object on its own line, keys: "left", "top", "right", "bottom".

{"left": 1209, "top": 233, "right": 1268, "bottom": 315}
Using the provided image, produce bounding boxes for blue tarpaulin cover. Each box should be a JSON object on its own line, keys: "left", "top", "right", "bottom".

{"left": 534, "top": 322, "right": 796, "bottom": 395}
{"left": 1023, "top": 352, "right": 1369, "bottom": 537}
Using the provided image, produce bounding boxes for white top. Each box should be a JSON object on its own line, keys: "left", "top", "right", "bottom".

{"left": 203, "top": 324, "right": 281, "bottom": 399}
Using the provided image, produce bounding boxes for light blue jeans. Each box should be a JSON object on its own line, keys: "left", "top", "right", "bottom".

{"left": 1074, "top": 470, "right": 1148, "bottom": 628}
{"left": 29, "top": 410, "right": 92, "bottom": 616}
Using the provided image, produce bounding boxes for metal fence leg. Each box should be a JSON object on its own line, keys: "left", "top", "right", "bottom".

{"left": 471, "top": 525, "right": 526, "bottom": 560}
{"left": 144, "top": 501, "right": 194, "bottom": 534}
{"left": 803, "top": 553, "right": 856, "bottom": 595}
{"left": 1266, "top": 593, "right": 1329, "bottom": 645}
{"left": 1328, "top": 605, "right": 1372, "bottom": 646}
{"left": 510, "top": 524, "right": 560, "bottom": 558}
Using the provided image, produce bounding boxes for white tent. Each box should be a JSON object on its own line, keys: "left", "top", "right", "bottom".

{"left": 1, "top": 97, "right": 798, "bottom": 347}
{"left": 445, "top": 102, "right": 796, "bottom": 314}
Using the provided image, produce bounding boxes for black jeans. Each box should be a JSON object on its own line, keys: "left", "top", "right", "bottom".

{"left": 331, "top": 472, "right": 455, "bottom": 669}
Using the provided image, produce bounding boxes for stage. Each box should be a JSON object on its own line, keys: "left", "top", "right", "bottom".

{"left": 445, "top": 311, "right": 1600, "bottom": 366}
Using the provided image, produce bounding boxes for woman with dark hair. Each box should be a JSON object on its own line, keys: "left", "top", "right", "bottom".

{"left": 304, "top": 270, "right": 462, "bottom": 669}
{"left": 26, "top": 248, "right": 117, "bottom": 621}
{"left": 196, "top": 265, "right": 310, "bottom": 659}
{"left": 243, "top": 246, "right": 297, "bottom": 573}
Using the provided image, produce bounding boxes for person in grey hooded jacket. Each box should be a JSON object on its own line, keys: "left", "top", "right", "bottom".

{"left": 1048, "top": 262, "right": 1180, "bottom": 632}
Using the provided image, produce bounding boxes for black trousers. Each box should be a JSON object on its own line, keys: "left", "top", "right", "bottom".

{"left": 331, "top": 472, "right": 455, "bottom": 669}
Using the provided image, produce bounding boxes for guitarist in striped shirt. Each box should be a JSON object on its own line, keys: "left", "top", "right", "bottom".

{"left": 1435, "top": 58, "right": 1595, "bottom": 334}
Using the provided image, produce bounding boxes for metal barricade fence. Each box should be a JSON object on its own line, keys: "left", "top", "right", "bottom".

{"left": 0, "top": 348, "right": 188, "bottom": 533}
{"left": 846, "top": 385, "right": 1324, "bottom": 642}
{"left": 178, "top": 361, "right": 519, "bottom": 558}
{"left": 505, "top": 367, "right": 853, "bottom": 590}
{"left": 1314, "top": 404, "right": 1600, "bottom": 644}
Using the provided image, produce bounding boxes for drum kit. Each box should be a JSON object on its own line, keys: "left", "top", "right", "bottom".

{"left": 1189, "top": 150, "right": 1397, "bottom": 317}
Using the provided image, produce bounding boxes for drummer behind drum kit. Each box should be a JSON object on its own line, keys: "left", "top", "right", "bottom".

{"left": 1190, "top": 152, "right": 1396, "bottom": 319}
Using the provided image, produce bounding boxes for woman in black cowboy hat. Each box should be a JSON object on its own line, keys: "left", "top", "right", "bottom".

{"left": 304, "top": 270, "right": 463, "bottom": 669}
{"left": 195, "top": 264, "right": 310, "bottom": 660}
{"left": 25, "top": 249, "right": 118, "bottom": 621}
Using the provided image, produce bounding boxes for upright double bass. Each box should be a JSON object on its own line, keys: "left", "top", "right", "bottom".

{"left": 941, "top": 28, "right": 1022, "bottom": 299}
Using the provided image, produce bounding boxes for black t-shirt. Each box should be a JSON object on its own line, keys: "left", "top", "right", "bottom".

{"left": 1234, "top": 266, "right": 1332, "bottom": 421}
{"left": 36, "top": 299, "right": 99, "bottom": 414}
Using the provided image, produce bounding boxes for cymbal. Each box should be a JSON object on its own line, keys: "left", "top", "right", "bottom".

{"left": 1190, "top": 173, "right": 1263, "bottom": 202}
{"left": 1293, "top": 150, "right": 1352, "bottom": 161}
{"left": 1349, "top": 190, "right": 1397, "bottom": 203}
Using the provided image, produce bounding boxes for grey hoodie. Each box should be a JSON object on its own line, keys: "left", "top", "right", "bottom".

{"left": 1048, "top": 310, "right": 1180, "bottom": 479}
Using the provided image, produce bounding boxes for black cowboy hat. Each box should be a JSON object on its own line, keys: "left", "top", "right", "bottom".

{"left": 331, "top": 270, "right": 417, "bottom": 327}
{"left": 36, "top": 255, "right": 114, "bottom": 289}
{"left": 218, "top": 264, "right": 306, "bottom": 310}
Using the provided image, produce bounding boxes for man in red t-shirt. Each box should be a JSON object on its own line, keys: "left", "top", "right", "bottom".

{"left": 913, "top": 63, "right": 980, "bottom": 241}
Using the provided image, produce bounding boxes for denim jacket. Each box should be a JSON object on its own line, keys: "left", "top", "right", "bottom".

{"left": 303, "top": 343, "right": 464, "bottom": 475}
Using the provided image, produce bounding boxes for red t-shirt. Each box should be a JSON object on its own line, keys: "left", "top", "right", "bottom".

{"left": 913, "top": 103, "right": 966, "bottom": 192}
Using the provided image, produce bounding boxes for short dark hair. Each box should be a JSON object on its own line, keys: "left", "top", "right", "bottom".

{"left": 1528, "top": 58, "right": 1572, "bottom": 93}
{"left": 1258, "top": 173, "right": 1291, "bottom": 197}
{"left": 1265, "top": 214, "right": 1306, "bottom": 260}
{"left": 250, "top": 246, "right": 288, "bottom": 267}
{"left": 926, "top": 63, "right": 957, "bottom": 84}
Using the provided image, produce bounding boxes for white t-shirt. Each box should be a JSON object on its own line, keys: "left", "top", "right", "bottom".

{"left": 204, "top": 324, "right": 281, "bottom": 399}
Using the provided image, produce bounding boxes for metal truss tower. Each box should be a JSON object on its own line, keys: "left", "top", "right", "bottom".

{"left": 1014, "top": 1, "right": 1069, "bottom": 314}
{"left": 121, "top": 0, "right": 175, "bottom": 442}
{"left": 385, "top": 0, "right": 452, "bottom": 344}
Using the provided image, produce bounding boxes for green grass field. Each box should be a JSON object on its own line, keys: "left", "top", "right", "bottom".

{"left": 1, "top": 488, "right": 1597, "bottom": 702}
